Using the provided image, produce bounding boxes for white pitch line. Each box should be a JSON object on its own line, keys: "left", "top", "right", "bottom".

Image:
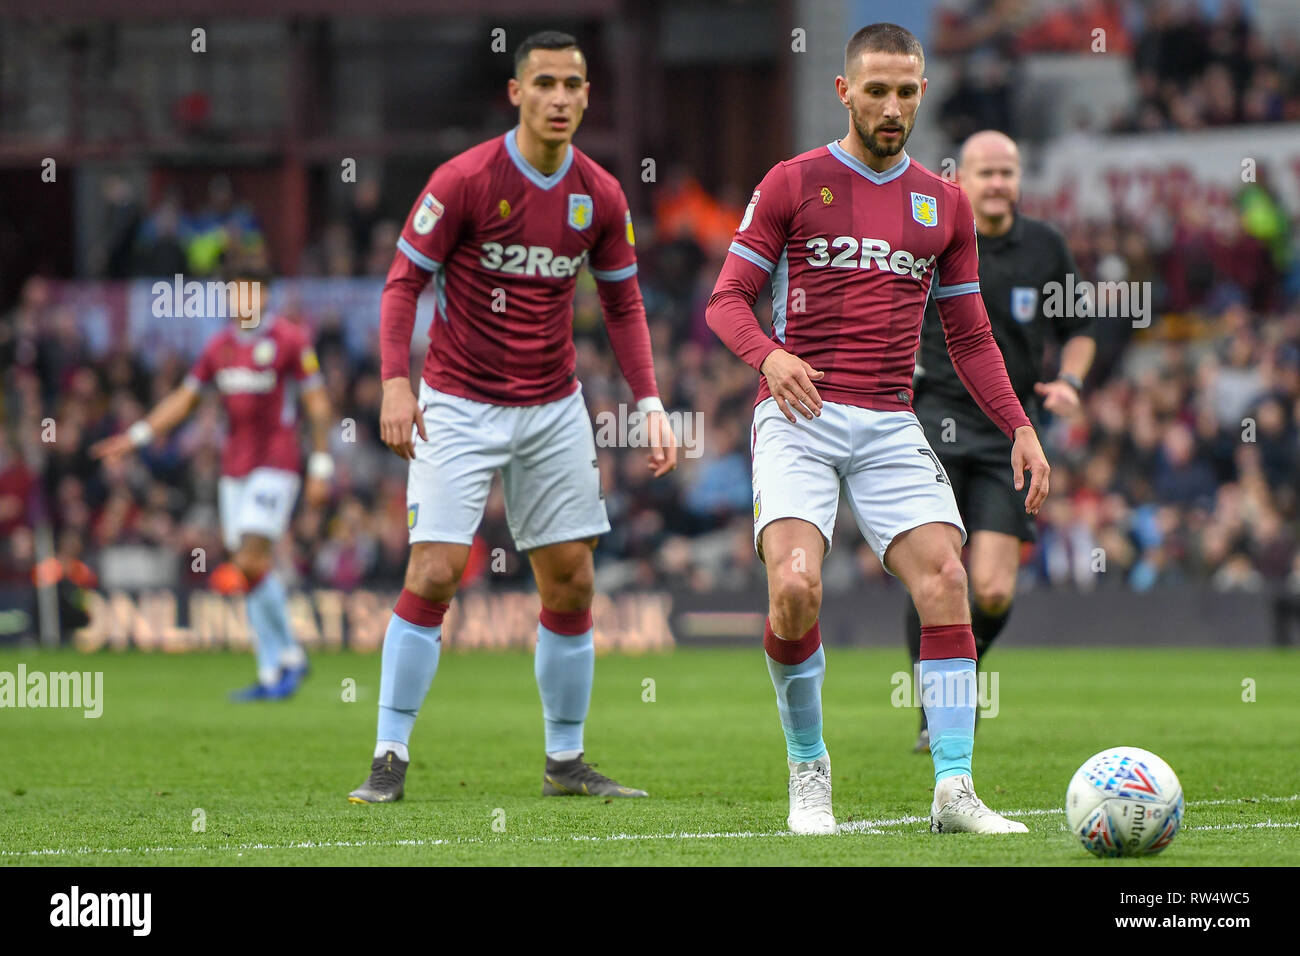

{"left": 2, "top": 794, "right": 1295, "bottom": 859}
{"left": 1187, "top": 821, "right": 1300, "bottom": 832}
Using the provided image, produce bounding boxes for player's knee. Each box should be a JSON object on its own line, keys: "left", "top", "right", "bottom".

{"left": 769, "top": 565, "right": 822, "bottom": 625}
{"left": 923, "top": 556, "right": 968, "bottom": 607}
{"left": 233, "top": 539, "right": 272, "bottom": 582}
{"left": 405, "top": 546, "right": 464, "bottom": 601}
{"left": 537, "top": 561, "right": 594, "bottom": 612}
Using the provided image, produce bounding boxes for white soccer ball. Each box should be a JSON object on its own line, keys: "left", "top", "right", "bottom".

{"left": 1065, "top": 747, "right": 1184, "bottom": 857}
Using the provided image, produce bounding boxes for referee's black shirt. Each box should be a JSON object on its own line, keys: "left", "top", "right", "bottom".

{"left": 915, "top": 211, "right": 1092, "bottom": 428}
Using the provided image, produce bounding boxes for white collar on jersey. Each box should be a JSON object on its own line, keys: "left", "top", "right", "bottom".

{"left": 505, "top": 125, "right": 573, "bottom": 190}
{"left": 827, "top": 140, "right": 911, "bottom": 185}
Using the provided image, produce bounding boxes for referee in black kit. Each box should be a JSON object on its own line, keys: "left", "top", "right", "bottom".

{"left": 905, "top": 130, "right": 1095, "bottom": 753}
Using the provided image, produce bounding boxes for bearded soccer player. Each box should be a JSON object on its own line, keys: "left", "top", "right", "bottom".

{"left": 706, "top": 23, "right": 1049, "bottom": 835}
{"left": 91, "top": 271, "right": 334, "bottom": 699}
{"left": 347, "top": 31, "right": 677, "bottom": 804}
{"left": 904, "top": 130, "right": 1095, "bottom": 754}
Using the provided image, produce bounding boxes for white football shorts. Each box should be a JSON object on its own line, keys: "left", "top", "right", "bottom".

{"left": 750, "top": 397, "right": 966, "bottom": 573}
{"left": 406, "top": 380, "right": 610, "bottom": 551}
{"left": 217, "top": 467, "right": 302, "bottom": 552}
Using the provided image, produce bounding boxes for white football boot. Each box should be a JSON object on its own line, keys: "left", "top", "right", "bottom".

{"left": 930, "top": 773, "right": 1028, "bottom": 834}
{"left": 787, "top": 752, "right": 836, "bottom": 834}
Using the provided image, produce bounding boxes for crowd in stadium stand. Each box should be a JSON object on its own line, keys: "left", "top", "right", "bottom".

{"left": 933, "top": 0, "right": 1300, "bottom": 138}
{"left": 3, "top": 0, "right": 1299, "bottom": 603}
{"left": 2, "top": 162, "right": 1298, "bottom": 603}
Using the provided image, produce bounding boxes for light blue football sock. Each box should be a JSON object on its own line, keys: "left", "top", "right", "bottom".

{"left": 766, "top": 645, "right": 827, "bottom": 762}
{"left": 376, "top": 612, "right": 442, "bottom": 747}
{"left": 535, "top": 624, "right": 594, "bottom": 756}
{"left": 246, "top": 572, "right": 291, "bottom": 685}
{"left": 920, "top": 657, "right": 977, "bottom": 782}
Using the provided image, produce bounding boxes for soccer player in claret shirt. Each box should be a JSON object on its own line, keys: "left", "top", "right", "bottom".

{"left": 91, "top": 270, "right": 335, "bottom": 699}
{"left": 706, "top": 23, "right": 1050, "bottom": 835}
{"left": 347, "top": 31, "right": 677, "bottom": 804}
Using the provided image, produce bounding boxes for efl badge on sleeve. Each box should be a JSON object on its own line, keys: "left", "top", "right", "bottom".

{"left": 911, "top": 192, "right": 938, "bottom": 228}
{"left": 407, "top": 504, "right": 419, "bottom": 530}
{"left": 625, "top": 209, "right": 635, "bottom": 246}
{"left": 753, "top": 490, "right": 761, "bottom": 523}
{"left": 413, "top": 193, "right": 444, "bottom": 235}
{"left": 567, "top": 194, "right": 593, "bottom": 231}
{"left": 1011, "top": 286, "right": 1039, "bottom": 323}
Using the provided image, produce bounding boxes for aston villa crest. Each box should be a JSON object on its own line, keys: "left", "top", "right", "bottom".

{"left": 911, "top": 192, "right": 937, "bottom": 227}
{"left": 567, "top": 193, "right": 593, "bottom": 231}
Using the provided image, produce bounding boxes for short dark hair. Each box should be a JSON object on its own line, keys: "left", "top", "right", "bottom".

{"left": 844, "top": 22, "right": 925, "bottom": 76}
{"left": 514, "top": 30, "right": 583, "bottom": 76}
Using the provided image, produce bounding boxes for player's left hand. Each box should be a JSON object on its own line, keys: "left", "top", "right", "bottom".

{"left": 1034, "top": 379, "right": 1080, "bottom": 416}
{"left": 303, "top": 476, "right": 331, "bottom": 507}
{"left": 646, "top": 409, "right": 678, "bottom": 478}
{"left": 1011, "top": 425, "right": 1050, "bottom": 515}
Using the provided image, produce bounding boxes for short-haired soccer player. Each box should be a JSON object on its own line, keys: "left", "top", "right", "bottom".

{"left": 707, "top": 23, "right": 1049, "bottom": 834}
{"left": 347, "top": 31, "right": 678, "bottom": 804}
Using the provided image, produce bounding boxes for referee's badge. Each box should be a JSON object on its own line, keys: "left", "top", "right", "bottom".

{"left": 910, "top": 192, "right": 938, "bottom": 227}
{"left": 1011, "top": 286, "right": 1039, "bottom": 323}
{"left": 567, "top": 194, "right": 593, "bottom": 231}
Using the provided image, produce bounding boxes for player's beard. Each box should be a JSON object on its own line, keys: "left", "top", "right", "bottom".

{"left": 850, "top": 104, "right": 911, "bottom": 158}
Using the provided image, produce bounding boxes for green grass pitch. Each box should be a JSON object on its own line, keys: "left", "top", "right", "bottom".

{"left": 1, "top": 646, "right": 1297, "bottom": 866}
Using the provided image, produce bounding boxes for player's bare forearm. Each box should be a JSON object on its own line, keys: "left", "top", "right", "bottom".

{"left": 300, "top": 385, "right": 336, "bottom": 504}
{"left": 301, "top": 386, "right": 333, "bottom": 454}
{"left": 149, "top": 384, "right": 201, "bottom": 436}
{"left": 90, "top": 383, "right": 199, "bottom": 462}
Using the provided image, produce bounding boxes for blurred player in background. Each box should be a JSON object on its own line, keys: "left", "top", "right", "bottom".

{"left": 91, "top": 268, "right": 334, "bottom": 700}
{"left": 905, "top": 130, "right": 1095, "bottom": 753}
{"left": 347, "top": 31, "right": 677, "bottom": 804}
{"left": 708, "top": 24, "right": 1049, "bottom": 835}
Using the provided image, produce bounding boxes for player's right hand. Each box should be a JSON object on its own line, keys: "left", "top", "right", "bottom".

{"left": 760, "top": 348, "right": 824, "bottom": 423}
{"left": 1011, "top": 425, "right": 1050, "bottom": 515}
{"left": 89, "top": 433, "right": 134, "bottom": 464}
{"left": 380, "top": 378, "right": 426, "bottom": 460}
